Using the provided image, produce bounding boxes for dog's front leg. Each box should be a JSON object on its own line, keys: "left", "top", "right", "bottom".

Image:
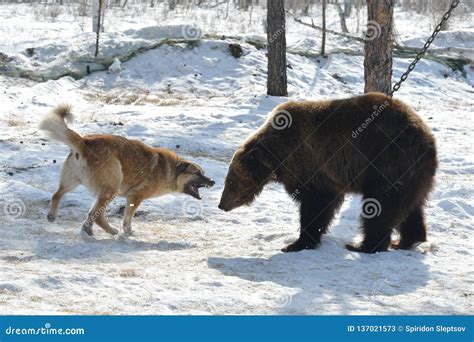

{"left": 123, "top": 196, "right": 143, "bottom": 235}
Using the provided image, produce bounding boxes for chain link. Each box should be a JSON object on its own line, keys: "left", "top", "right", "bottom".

{"left": 389, "top": 0, "right": 460, "bottom": 96}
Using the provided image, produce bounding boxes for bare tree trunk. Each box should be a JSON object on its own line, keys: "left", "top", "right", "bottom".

{"left": 93, "top": 0, "right": 104, "bottom": 57}
{"left": 239, "top": 0, "right": 251, "bottom": 11}
{"left": 434, "top": 0, "right": 451, "bottom": 31}
{"left": 415, "top": 0, "right": 424, "bottom": 14}
{"left": 267, "top": 0, "right": 287, "bottom": 96}
{"left": 169, "top": 0, "right": 176, "bottom": 10}
{"left": 355, "top": 0, "right": 363, "bottom": 33}
{"left": 364, "top": 0, "right": 394, "bottom": 94}
{"left": 92, "top": 0, "right": 99, "bottom": 33}
{"left": 343, "top": 0, "right": 351, "bottom": 17}
{"left": 249, "top": 1, "right": 253, "bottom": 26}
{"left": 321, "top": 0, "right": 326, "bottom": 55}
{"left": 335, "top": 1, "right": 349, "bottom": 33}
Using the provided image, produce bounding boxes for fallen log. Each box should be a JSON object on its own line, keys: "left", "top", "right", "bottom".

{"left": 0, "top": 33, "right": 469, "bottom": 82}
{"left": 285, "top": 11, "right": 471, "bottom": 73}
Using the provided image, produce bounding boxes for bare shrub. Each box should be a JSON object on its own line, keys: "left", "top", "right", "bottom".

{"left": 78, "top": 0, "right": 89, "bottom": 17}
{"left": 32, "top": 5, "right": 63, "bottom": 22}
{"left": 47, "top": 5, "right": 63, "bottom": 22}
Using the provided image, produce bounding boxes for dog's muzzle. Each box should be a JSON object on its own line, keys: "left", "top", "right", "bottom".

{"left": 184, "top": 176, "right": 215, "bottom": 200}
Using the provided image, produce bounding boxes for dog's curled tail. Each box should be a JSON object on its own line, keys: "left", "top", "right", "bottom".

{"left": 39, "top": 104, "right": 85, "bottom": 153}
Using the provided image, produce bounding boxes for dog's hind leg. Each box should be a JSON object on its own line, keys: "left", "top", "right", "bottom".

{"left": 94, "top": 192, "right": 119, "bottom": 235}
{"left": 81, "top": 156, "right": 123, "bottom": 236}
{"left": 48, "top": 154, "right": 80, "bottom": 222}
{"left": 122, "top": 195, "right": 143, "bottom": 236}
{"left": 82, "top": 192, "right": 119, "bottom": 236}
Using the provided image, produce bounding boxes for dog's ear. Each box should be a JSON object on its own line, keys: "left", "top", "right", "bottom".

{"left": 240, "top": 146, "right": 271, "bottom": 181}
{"left": 178, "top": 160, "right": 202, "bottom": 174}
{"left": 177, "top": 160, "right": 190, "bottom": 174}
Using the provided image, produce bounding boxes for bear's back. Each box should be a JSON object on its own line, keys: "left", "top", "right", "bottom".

{"left": 262, "top": 93, "right": 437, "bottom": 192}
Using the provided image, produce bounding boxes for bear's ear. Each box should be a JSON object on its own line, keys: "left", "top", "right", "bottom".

{"left": 240, "top": 147, "right": 271, "bottom": 181}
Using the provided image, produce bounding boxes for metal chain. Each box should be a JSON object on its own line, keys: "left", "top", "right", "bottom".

{"left": 389, "top": 0, "right": 460, "bottom": 96}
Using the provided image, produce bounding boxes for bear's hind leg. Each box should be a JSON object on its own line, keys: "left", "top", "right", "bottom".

{"left": 346, "top": 191, "right": 408, "bottom": 254}
{"left": 391, "top": 204, "right": 427, "bottom": 250}
{"left": 282, "top": 189, "right": 344, "bottom": 253}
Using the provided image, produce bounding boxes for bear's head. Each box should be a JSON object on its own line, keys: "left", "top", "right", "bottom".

{"left": 218, "top": 143, "right": 275, "bottom": 211}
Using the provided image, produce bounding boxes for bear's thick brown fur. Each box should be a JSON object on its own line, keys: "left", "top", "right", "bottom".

{"left": 219, "top": 92, "right": 437, "bottom": 253}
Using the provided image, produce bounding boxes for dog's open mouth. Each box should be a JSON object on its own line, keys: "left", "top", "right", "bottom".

{"left": 184, "top": 180, "right": 214, "bottom": 200}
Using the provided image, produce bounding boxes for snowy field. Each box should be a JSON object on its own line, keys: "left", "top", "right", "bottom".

{"left": 0, "top": 3, "right": 473, "bottom": 314}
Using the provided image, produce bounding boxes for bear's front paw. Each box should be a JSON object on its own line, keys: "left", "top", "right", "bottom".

{"left": 281, "top": 240, "right": 317, "bottom": 253}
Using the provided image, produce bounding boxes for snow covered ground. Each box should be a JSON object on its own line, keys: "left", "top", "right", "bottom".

{"left": 0, "top": 3, "right": 473, "bottom": 315}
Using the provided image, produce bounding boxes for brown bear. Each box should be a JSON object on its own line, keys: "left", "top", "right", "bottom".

{"left": 218, "top": 92, "right": 437, "bottom": 253}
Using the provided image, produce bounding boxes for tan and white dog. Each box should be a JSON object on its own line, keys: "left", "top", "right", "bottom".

{"left": 40, "top": 104, "right": 214, "bottom": 236}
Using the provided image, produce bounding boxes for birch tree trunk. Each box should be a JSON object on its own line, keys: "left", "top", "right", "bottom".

{"left": 267, "top": 0, "right": 287, "bottom": 96}
{"left": 364, "top": 0, "right": 394, "bottom": 94}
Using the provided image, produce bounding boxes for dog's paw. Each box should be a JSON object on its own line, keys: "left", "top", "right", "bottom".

{"left": 80, "top": 229, "right": 95, "bottom": 240}
{"left": 107, "top": 227, "right": 119, "bottom": 235}
{"left": 47, "top": 213, "right": 56, "bottom": 222}
{"left": 117, "top": 234, "right": 137, "bottom": 245}
{"left": 122, "top": 226, "right": 134, "bottom": 236}
{"left": 81, "top": 224, "right": 94, "bottom": 236}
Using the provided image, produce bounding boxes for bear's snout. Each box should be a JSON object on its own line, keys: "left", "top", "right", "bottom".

{"left": 217, "top": 200, "right": 230, "bottom": 211}
{"left": 218, "top": 192, "right": 234, "bottom": 211}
